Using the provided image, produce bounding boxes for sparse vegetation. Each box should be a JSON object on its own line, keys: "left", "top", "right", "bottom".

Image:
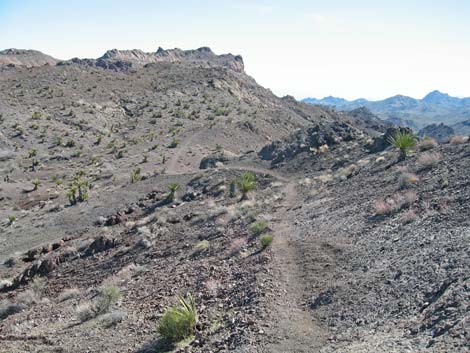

{"left": 450, "top": 135, "right": 468, "bottom": 144}
{"left": 418, "top": 151, "right": 441, "bottom": 169}
{"left": 131, "top": 167, "right": 142, "bottom": 183}
{"left": 7, "top": 214, "right": 16, "bottom": 226}
{"left": 418, "top": 137, "right": 437, "bottom": 151}
{"left": 167, "top": 183, "right": 180, "bottom": 202}
{"left": 169, "top": 138, "right": 180, "bottom": 148}
{"left": 235, "top": 172, "right": 256, "bottom": 201}
{"left": 389, "top": 131, "right": 416, "bottom": 160}
{"left": 249, "top": 220, "right": 268, "bottom": 235}
{"left": 31, "top": 178, "right": 41, "bottom": 191}
{"left": 158, "top": 293, "right": 198, "bottom": 343}
{"left": 260, "top": 234, "right": 273, "bottom": 249}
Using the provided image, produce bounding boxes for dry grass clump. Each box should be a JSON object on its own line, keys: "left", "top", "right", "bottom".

{"left": 417, "top": 151, "right": 441, "bottom": 169}
{"left": 228, "top": 237, "right": 248, "bottom": 254}
{"left": 398, "top": 172, "right": 419, "bottom": 188}
{"left": 401, "top": 210, "right": 418, "bottom": 224}
{"left": 418, "top": 137, "right": 438, "bottom": 151}
{"left": 374, "top": 199, "right": 395, "bottom": 215}
{"left": 374, "top": 191, "right": 418, "bottom": 216}
{"left": 58, "top": 287, "right": 81, "bottom": 302}
{"left": 100, "top": 310, "right": 124, "bottom": 328}
{"left": 450, "top": 135, "right": 468, "bottom": 144}
{"left": 75, "top": 285, "right": 122, "bottom": 323}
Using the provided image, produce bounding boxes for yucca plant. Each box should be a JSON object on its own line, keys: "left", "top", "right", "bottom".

{"left": 158, "top": 293, "right": 198, "bottom": 343}
{"left": 31, "top": 178, "right": 41, "bottom": 191}
{"left": 388, "top": 131, "right": 416, "bottom": 160}
{"left": 7, "top": 215, "right": 16, "bottom": 226}
{"left": 167, "top": 183, "right": 180, "bottom": 202}
{"left": 131, "top": 167, "right": 142, "bottom": 183}
{"left": 236, "top": 172, "right": 256, "bottom": 201}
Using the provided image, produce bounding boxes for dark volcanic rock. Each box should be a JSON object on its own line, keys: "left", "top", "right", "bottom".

{"left": 259, "top": 122, "right": 358, "bottom": 165}
{"left": 418, "top": 123, "right": 455, "bottom": 143}
{"left": 365, "top": 126, "right": 413, "bottom": 153}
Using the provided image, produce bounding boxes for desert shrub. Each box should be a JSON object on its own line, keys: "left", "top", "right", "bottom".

{"left": 418, "top": 151, "right": 441, "bottom": 169}
{"left": 100, "top": 311, "right": 124, "bottom": 328}
{"left": 169, "top": 138, "right": 180, "bottom": 148}
{"left": 235, "top": 172, "right": 256, "bottom": 201}
{"left": 401, "top": 210, "right": 417, "bottom": 224}
{"left": 28, "top": 148, "right": 37, "bottom": 158}
{"left": 31, "top": 276, "right": 46, "bottom": 297}
{"left": 76, "top": 302, "right": 95, "bottom": 322}
{"left": 373, "top": 199, "right": 395, "bottom": 215}
{"left": 7, "top": 215, "right": 16, "bottom": 226}
{"left": 401, "top": 190, "right": 418, "bottom": 207}
{"left": 418, "top": 137, "right": 437, "bottom": 151}
{"left": 158, "top": 293, "right": 198, "bottom": 343}
{"left": 398, "top": 172, "right": 419, "bottom": 188}
{"left": 58, "top": 288, "right": 81, "bottom": 302}
{"left": 249, "top": 220, "right": 268, "bottom": 235}
{"left": 260, "top": 234, "right": 273, "bottom": 249}
{"left": 94, "top": 285, "right": 122, "bottom": 315}
{"left": 388, "top": 131, "right": 416, "bottom": 159}
{"left": 195, "top": 240, "right": 210, "bottom": 251}
{"left": 450, "top": 135, "right": 468, "bottom": 144}
{"left": 65, "top": 139, "right": 76, "bottom": 148}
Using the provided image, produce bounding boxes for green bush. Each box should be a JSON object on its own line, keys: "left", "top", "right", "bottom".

{"left": 158, "top": 293, "right": 197, "bottom": 343}
{"left": 388, "top": 131, "right": 416, "bottom": 160}
{"left": 260, "top": 234, "right": 273, "bottom": 249}
{"left": 94, "top": 285, "right": 122, "bottom": 315}
{"left": 250, "top": 220, "right": 268, "bottom": 235}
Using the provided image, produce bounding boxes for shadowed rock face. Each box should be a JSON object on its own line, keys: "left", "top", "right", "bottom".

{"left": 259, "top": 122, "right": 358, "bottom": 165}
{"left": 418, "top": 123, "right": 455, "bottom": 143}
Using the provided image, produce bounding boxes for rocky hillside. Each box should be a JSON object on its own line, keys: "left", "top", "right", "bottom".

{"left": 0, "top": 49, "right": 59, "bottom": 68}
{"left": 0, "top": 47, "right": 468, "bottom": 353}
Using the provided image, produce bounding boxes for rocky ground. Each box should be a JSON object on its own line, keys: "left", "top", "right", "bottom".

{"left": 0, "top": 48, "right": 469, "bottom": 352}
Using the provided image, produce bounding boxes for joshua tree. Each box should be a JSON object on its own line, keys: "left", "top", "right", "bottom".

{"left": 389, "top": 131, "right": 416, "bottom": 161}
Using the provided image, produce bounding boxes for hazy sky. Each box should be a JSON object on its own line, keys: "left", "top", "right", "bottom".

{"left": 1, "top": 0, "right": 469, "bottom": 100}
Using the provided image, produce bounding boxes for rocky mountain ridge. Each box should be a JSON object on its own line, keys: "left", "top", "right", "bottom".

{"left": 0, "top": 46, "right": 244, "bottom": 72}
{"left": 303, "top": 90, "right": 470, "bottom": 128}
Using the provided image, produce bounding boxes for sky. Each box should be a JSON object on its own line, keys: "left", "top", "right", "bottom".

{"left": 1, "top": 0, "right": 469, "bottom": 100}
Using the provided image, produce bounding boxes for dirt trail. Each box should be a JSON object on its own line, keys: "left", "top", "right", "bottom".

{"left": 261, "top": 181, "right": 328, "bottom": 352}
{"left": 168, "top": 132, "right": 328, "bottom": 352}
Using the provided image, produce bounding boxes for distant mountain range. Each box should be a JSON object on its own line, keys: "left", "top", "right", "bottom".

{"left": 302, "top": 90, "right": 470, "bottom": 129}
